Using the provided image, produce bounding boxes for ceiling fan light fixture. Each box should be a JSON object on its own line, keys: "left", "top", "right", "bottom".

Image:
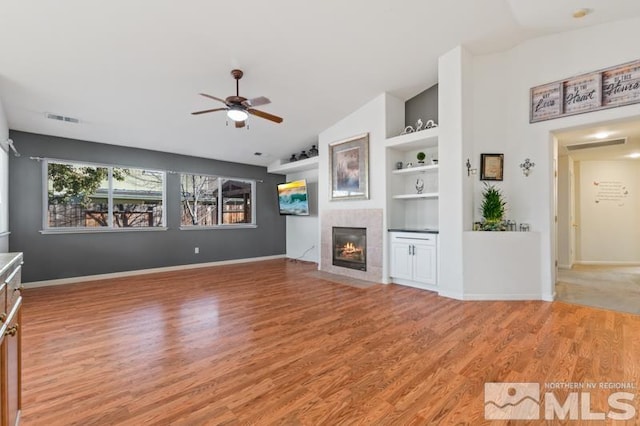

{"left": 227, "top": 107, "right": 248, "bottom": 122}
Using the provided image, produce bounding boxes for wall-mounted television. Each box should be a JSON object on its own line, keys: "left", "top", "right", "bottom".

{"left": 277, "top": 179, "right": 310, "bottom": 216}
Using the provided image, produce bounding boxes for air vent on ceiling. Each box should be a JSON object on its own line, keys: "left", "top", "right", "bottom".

{"left": 565, "top": 137, "right": 626, "bottom": 151}
{"left": 46, "top": 113, "right": 80, "bottom": 124}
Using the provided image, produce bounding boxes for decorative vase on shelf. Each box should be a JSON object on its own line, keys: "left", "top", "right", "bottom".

{"left": 299, "top": 150, "right": 309, "bottom": 160}
{"left": 289, "top": 154, "right": 298, "bottom": 162}
{"left": 415, "top": 178, "right": 424, "bottom": 194}
{"left": 417, "top": 152, "right": 426, "bottom": 165}
{"left": 308, "top": 145, "right": 318, "bottom": 157}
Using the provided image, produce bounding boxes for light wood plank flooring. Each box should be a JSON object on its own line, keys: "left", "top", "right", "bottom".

{"left": 22, "top": 259, "right": 640, "bottom": 425}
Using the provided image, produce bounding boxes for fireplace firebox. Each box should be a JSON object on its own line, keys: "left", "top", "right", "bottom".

{"left": 332, "top": 227, "right": 366, "bottom": 271}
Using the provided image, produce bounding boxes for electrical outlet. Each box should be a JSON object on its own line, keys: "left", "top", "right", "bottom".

{"left": 194, "top": 247, "right": 199, "bottom": 254}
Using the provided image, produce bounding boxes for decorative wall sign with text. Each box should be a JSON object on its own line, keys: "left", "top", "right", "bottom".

{"left": 530, "top": 59, "right": 640, "bottom": 123}
{"left": 593, "top": 180, "right": 629, "bottom": 206}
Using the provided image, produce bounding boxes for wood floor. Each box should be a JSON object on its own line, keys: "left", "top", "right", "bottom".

{"left": 21, "top": 259, "right": 640, "bottom": 425}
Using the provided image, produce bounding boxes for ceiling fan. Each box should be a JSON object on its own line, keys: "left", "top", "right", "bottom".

{"left": 192, "top": 69, "right": 283, "bottom": 128}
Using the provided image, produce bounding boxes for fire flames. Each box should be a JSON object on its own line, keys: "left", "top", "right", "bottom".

{"left": 338, "top": 242, "right": 364, "bottom": 259}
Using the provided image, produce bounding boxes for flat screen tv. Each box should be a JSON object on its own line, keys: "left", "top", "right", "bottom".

{"left": 277, "top": 179, "right": 310, "bottom": 216}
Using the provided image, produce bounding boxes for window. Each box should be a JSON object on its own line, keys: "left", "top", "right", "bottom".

{"left": 45, "top": 160, "right": 165, "bottom": 230}
{"left": 180, "top": 175, "right": 219, "bottom": 226}
{"left": 181, "top": 174, "right": 255, "bottom": 227}
{"left": 221, "top": 179, "right": 253, "bottom": 224}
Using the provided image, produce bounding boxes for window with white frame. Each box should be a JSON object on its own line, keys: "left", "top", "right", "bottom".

{"left": 45, "top": 160, "right": 165, "bottom": 230}
{"left": 180, "top": 173, "right": 255, "bottom": 227}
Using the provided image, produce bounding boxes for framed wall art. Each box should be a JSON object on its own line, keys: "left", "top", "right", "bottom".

{"left": 530, "top": 58, "right": 640, "bottom": 123}
{"left": 329, "top": 133, "right": 369, "bottom": 200}
{"left": 480, "top": 153, "right": 504, "bottom": 181}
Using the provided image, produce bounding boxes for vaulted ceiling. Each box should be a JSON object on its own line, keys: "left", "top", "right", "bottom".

{"left": 1, "top": 1, "right": 639, "bottom": 166}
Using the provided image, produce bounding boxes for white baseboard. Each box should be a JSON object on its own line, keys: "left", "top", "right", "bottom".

{"left": 24, "top": 254, "right": 286, "bottom": 288}
{"left": 575, "top": 261, "right": 640, "bottom": 266}
{"left": 437, "top": 290, "right": 465, "bottom": 300}
{"left": 558, "top": 264, "right": 572, "bottom": 270}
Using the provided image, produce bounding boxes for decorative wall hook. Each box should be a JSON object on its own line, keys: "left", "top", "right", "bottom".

{"left": 520, "top": 158, "right": 535, "bottom": 176}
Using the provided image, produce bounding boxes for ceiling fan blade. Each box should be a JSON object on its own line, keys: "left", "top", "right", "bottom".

{"left": 248, "top": 108, "right": 283, "bottom": 123}
{"left": 235, "top": 120, "right": 246, "bottom": 128}
{"left": 199, "top": 93, "right": 227, "bottom": 104}
{"left": 243, "top": 96, "right": 271, "bottom": 108}
{"left": 191, "top": 108, "right": 227, "bottom": 115}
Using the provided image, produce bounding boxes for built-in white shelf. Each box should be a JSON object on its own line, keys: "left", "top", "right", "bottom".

{"left": 392, "top": 164, "right": 438, "bottom": 175}
{"left": 385, "top": 127, "right": 439, "bottom": 151}
{"left": 267, "top": 156, "right": 319, "bottom": 174}
{"left": 392, "top": 192, "right": 439, "bottom": 200}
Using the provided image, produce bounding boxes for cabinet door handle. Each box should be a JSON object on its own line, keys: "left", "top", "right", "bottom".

{"left": 4, "top": 324, "right": 18, "bottom": 337}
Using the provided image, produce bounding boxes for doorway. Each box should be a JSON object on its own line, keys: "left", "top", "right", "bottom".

{"left": 554, "top": 118, "right": 640, "bottom": 315}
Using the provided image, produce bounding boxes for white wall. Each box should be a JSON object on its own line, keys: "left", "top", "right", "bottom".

{"left": 468, "top": 16, "right": 640, "bottom": 299}
{"left": 438, "top": 46, "right": 474, "bottom": 299}
{"left": 577, "top": 160, "right": 640, "bottom": 263}
{"left": 285, "top": 168, "right": 319, "bottom": 262}
{"left": 318, "top": 93, "right": 390, "bottom": 213}
{"left": 0, "top": 98, "right": 9, "bottom": 252}
{"left": 318, "top": 92, "right": 404, "bottom": 281}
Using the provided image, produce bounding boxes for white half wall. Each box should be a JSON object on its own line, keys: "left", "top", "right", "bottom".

{"left": 0, "top": 98, "right": 9, "bottom": 253}
{"left": 577, "top": 160, "right": 640, "bottom": 263}
{"left": 285, "top": 168, "right": 319, "bottom": 263}
{"left": 463, "top": 231, "right": 542, "bottom": 300}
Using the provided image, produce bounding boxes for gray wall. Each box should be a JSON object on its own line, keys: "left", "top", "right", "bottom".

{"left": 405, "top": 84, "right": 438, "bottom": 128}
{"left": 9, "top": 131, "right": 286, "bottom": 282}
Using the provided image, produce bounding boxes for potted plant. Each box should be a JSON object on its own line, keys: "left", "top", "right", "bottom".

{"left": 417, "top": 152, "right": 426, "bottom": 164}
{"left": 480, "top": 183, "right": 506, "bottom": 231}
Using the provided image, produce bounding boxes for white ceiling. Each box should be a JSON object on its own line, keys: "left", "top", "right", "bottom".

{"left": 1, "top": 1, "right": 640, "bottom": 167}
{"left": 555, "top": 118, "right": 640, "bottom": 161}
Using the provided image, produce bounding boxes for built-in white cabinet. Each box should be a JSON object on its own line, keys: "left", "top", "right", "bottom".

{"left": 389, "top": 232, "right": 437, "bottom": 289}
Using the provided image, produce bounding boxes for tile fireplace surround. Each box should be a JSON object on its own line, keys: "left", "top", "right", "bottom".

{"left": 320, "top": 208, "right": 383, "bottom": 282}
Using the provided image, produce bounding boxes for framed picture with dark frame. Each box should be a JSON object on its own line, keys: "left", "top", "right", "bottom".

{"left": 480, "top": 153, "right": 504, "bottom": 181}
{"left": 329, "top": 133, "right": 369, "bottom": 200}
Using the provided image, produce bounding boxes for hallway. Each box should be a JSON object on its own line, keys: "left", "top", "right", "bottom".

{"left": 556, "top": 264, "right": 640, "bottom": 315}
